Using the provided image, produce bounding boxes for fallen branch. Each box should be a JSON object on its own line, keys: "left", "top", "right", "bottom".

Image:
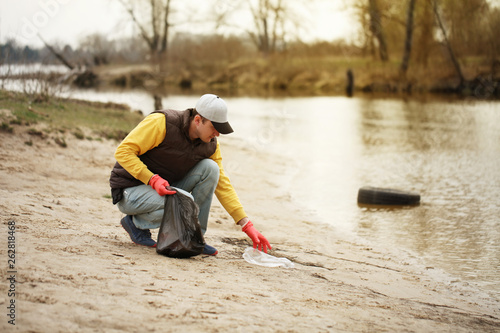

{"left": 37, "top": 33, "right": 75, "bottom": 70}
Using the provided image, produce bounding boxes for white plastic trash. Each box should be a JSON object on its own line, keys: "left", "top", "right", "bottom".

{"left": 243, "top": 247, "right": 295, "bottom": 268}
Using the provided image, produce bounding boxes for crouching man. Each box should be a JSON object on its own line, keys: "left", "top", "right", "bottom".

{"left": 109, "top": 94, "right": 271, "bottom": 255}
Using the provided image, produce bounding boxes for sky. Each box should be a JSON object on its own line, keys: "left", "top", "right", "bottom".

{"left": 0, "top": 0, "right": 359, "bottom": 48}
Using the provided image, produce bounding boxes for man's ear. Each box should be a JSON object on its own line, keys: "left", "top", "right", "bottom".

{"left": 194, "top": 114, "right": 202, "bottom": 125}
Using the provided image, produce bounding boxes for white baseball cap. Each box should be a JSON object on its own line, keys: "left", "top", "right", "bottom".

{"left": 195, "top": 94, "right": 233, "bottom": 134}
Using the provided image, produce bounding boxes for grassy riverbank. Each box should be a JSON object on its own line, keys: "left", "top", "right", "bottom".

{"left": 0, "top": 90, "right": 143, "bottom": 142}
{"left": 92, "top": 55, "right": 500, "bottom": 98}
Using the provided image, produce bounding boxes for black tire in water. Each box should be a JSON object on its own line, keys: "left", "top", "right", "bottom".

{"left": 357, "top": 186, "right": 420, "bottom": 206}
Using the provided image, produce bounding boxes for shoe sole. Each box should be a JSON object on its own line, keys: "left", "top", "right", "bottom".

{"left": 120, "top": 218, "right": 157, "bottom": 248}
{"left": 202, "top": 245, "right": 218, "bottom": 256}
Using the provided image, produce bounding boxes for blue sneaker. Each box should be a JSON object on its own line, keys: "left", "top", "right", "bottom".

{"left": 202, "top": 244, "right": 218, "bottom": 256}
{"left": 120, "top": 215, "right": 156, "bottom": 248}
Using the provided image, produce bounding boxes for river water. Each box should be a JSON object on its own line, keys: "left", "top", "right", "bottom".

{"left": 2, "top": 74, "right": 500, "bottom": 295}
{"left": 225, "top": 95, "right": 500, "bottom": 295}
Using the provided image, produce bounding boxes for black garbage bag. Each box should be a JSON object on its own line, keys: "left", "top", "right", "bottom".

{"left": 156, "top": 191, "right": 205, "bottom": 258}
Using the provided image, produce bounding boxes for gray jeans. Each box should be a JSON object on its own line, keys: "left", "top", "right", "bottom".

{"left": 117, "top": 159, "right": 219, "bottom": 235}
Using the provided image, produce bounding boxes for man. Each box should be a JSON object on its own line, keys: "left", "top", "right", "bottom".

{"left": 109, "top": 94, "right": 271, "bottom": 255}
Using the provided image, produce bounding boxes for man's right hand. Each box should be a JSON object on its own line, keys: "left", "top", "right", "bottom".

{"left": 242, "top": 221, "right": 271, "bottom": 253}
{"left": 149, "top": 174, "right": 177, "bottom": 196}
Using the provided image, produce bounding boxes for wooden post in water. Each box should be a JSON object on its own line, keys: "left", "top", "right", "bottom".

{"left": 154, "top": 95, "right": 163, "bottom": 111}
{"left": 346, "top": 69, "right": 354, "bottom": 97}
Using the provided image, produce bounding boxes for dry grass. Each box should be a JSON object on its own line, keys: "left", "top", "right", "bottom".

{"left": 0, "top": 90, "right": 143, "bottom": 141}
{"left": 94, "top": 52, "right": 498, "bottom": 97}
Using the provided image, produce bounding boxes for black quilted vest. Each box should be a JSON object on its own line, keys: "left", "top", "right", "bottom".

{"left": 109, "top": 109, "right": 217, "bottom": 193}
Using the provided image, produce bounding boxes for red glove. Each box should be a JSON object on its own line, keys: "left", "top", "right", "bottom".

{"left": 242, "top": 221, "right": 271, "bottom": 253}
{"left": 149, "top": 174, "right": 177, "bottom": 196}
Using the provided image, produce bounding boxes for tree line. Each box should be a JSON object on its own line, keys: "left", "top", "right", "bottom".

{"left": 355, "top": 0, "right": 500, "bottom": 86}
{"left": 2, "top": 0, "right": 499, "bottom": 96}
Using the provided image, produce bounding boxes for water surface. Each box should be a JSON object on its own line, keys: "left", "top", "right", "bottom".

{"left": 224, "top": 95, "right": 500, "bottom": 295}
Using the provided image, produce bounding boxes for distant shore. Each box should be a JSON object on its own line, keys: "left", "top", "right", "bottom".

{"left": 3, "top": 57, "right": 499, "bottom": 100}
{"left": 90, "top": 60, "right": 500, "bottom": 99}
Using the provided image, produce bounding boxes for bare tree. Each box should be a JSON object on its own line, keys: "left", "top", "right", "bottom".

{"left": 430, "top": 0, "right": 465, "bottom": 87}
{"left": 118, "top": 0, "right": 172, "bottom": 72}
{"left": 414, "top": 0, "right": 433, "bottom": 67}
{"left": 209, "top": 0, "right": 303, "bottom": 55}
{"left": 247, "top": 0, "right": 287, "bottom": 55}
{"left": 487, "top": 7, "right": 500, "bottom": 73}
{"left": 368, "top": 0, "right": 389, "bottom": 61}
{"left": 79, "top": 33, "right": 116, "bottom": 66}
{"left": 400, "top": 0, "right": 417, "bottom": 75}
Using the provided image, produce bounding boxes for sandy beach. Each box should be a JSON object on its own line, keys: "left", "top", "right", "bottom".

{"left": 1, "top": 120, "right": 499, "bottom": 332}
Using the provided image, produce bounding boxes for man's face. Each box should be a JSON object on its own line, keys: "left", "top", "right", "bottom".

{"left": 197, "top": 116, "right": 220, "bottom": 143}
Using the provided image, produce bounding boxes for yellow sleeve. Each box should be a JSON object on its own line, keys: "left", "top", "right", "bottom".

{"left": 114, "top": 113, "right": 166, "bottom": 185}
{"left": 210, "top": 141, "right": 247, "bottom": 223}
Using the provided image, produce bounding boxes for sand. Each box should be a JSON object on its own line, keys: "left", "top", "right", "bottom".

{"left": 0, "top": 122, "right": 499, "bottom": 333}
